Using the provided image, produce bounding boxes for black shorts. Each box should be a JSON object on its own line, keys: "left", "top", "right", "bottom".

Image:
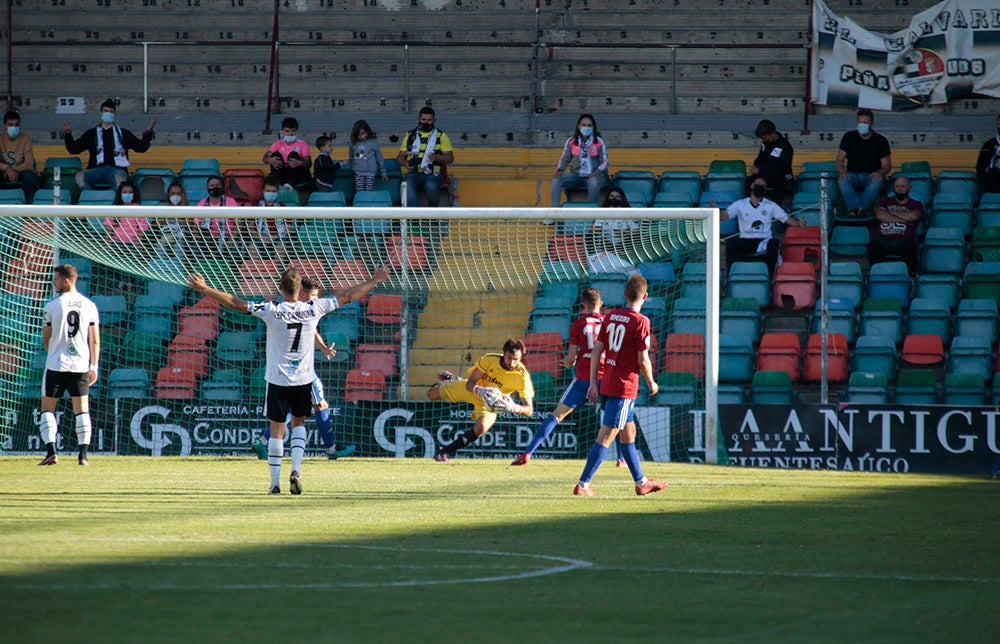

{"left": 42, "top": 370, "right": 89, "bottom": 399}
{"left": 264, "top": 382, "right": 313, "bottom": 423}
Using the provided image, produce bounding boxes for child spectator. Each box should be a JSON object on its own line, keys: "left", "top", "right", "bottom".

{"left": 312, "top": 135, "right": 341, "bottom": 192}
{"left": 251, "top": 176, "right": 290, "bottom": 265}
{"left": 347, "top": 119, "right": 388, "bottom": 193}
{"left": 263, "top": 117, "right": 311, "bottom": 189}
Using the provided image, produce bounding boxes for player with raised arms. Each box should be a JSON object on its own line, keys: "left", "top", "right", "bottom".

{"left": 189, "top": 265, "right": 389, "bottom": 494}
{"left": 428, "top": 338, "right": 534, "bottom": 462}
{"left": 512, "top": 287, "right": 604, "bottom": 466}
{"left": 251, "top": 275, "right": 356, "bottom": 462}
{"left": 574, "top": 274, "right": 667, "bottom": 497}
{"left": 37, "top": 264, "right": 101, "bottom": 466}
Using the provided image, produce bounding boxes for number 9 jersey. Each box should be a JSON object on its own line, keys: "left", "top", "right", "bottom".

{"left": 248, "top": 297, "right": 339, "bottom": 386}
{"left": 44, "top": 292, "right": 100, "bottom": 373}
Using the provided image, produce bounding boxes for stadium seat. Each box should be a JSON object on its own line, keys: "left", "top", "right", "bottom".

{"left": 846, "top": 372, "right": 889, "bottom": 404}
{"left": 653, "top": 372, "right": 699, "bottom": 406}
{"left": 167, "top": 337, "right": 210, "bottom": 379}
{"left": 145, "top": 280, "right": 187, "bottom": 306}
{"left": 154, "top": 366, "right": 198, "bottom": 400}
{"left": 352, "top": 190, "right": 393, "bottom": 209}
{"left": 905, "top": 297, "right": 952, "bottom": 344}
{"left": 532, "top": 295, "right": 571, "bottom": 316}
{"left": 320, "top": 301, "right": 360, "bottom": 342}
{"left": 662, "top": 332, "right": 705, "bottom": 379}
{"left": 943, "top": 373, "right": 987, "bottom": 406}
{"left": 948, "top": 336, "right": 994, "bottom": 382}
{"left": 356, "top": 343, "right": 400, "bottom": 379}
{"left": 523, "top": 332, "right": 565, "bottom": 378}
{"left": 780, "top": 226, "right": 822, "bottom": 269}
{"left": 720, "top": 297, "right": 761, "bottom": 343}
{"left": 703, "top": 175, "right": 746, "bottom": 200}
{"left": 757, "top": 332, "right": 801, "bottom": 381}
{"left": 30, "top": 188, "right": 56, "bottom": 205}
{"left": 343, "top": 369, "right": 386, "bottom": 403}
{"left": 0, "top": 188, "right": 26, "bottom": 204}
{"left": 829, "top": 225, "right": 871, "bottom": 257}
{"left": 528, "top": 312, "right": 572, "bottom": 341}
{"left": 531, "top": 371, "right": 558, "bottom": 403}
{"left": 177, "top": 304, "right": 219, "bottom": 342}
{"left": 930, "top": 202, "right": 975, "bottom": 238}
{"left": 859, "top": 298, "right": 903, "bottom": 344}
{"left": 794, "top": 172, "right": 838, "bottom": 205}
{"left": 899, "top": 334, "right": 945, "bottom": 370}
{"left": 851, "top": 335, "right": 898, "bottom": 381}
{"left": 537, "top": 281, "right": 580, "bottom": 307}
{"left": 547, "top": 235, "right": 587, "bottom": 265}
{"left": 718, "top": 334, "right": 754, "bottom": 382}
{"left": 201, "top": 377, "right": 243, "bottom": 401}
{"left": 385, "top": 235, "right": 431, "bottom": 271}
{"left": 107, "top": 367, "right": 150, "bottom": 399}
{"left": 915, "top": 273, "right": 960, "bottom": 310}
{"left": 827, "top": 262, "right": 864, "bottom": 308}
{"left": 319, "top": 332, "right": 351, "bottom": 365}
{"left": 698, "top": 190, "right": 738, "bottom": 209}
{"left": 971, "top": 226, "right": 1000, "bottom": 262}
{"left": 717, "top": 384, "right": 746, "bottom": 404}
{"left": 867, "top": 261, "right": 911, "bottom": 307}
{"left": 653, "top": 193, "right": 695, "bottom": 209}
{"left": 727, "top": 261, "right": 771, "bottom": 308}
{"left": 668, "top": 297, "right": 706, "bottom": 335}
{"left": 954, "top": 299, "right": 999, "bottom": 343}
{"left": 637, "top": 261, "right": 676, "bottom": 294}
{"left": 366, "top": 294, "right": 404, "bottom": 326}
{"left": 708, "top": 159, "right": 747, "bottom": 175}
{"left": 894, "top": 370, "right": 939, "bottom": 405}
{"left": 307, "top": 191, "right": 348, "bottom": 207}
{"left": 803, "top": 333, "right": 848, "bottom": 382}
{"left": 91, "top": 294, "right": 128, "bottom": 326}
{"left": 811, "top": 299, "right": 856, "bottom": 345}
{"left": 963, "top": 262, "right": 1000, "bottom": 305}
{"left": 223, "top": 168, "right": 265, "bottom": 206}
{"left": 121, "top": 331, "right": 165, "bottom": 366}
{"left": 235, "top": 260, "right": 281, "bottom": 299}
{"left": 658, "top": 171, "right": 702, "bottom": 201}
{"left": 936, "top": 170, "right": 978, "bottom": 202}
{"left": 772, "top": 262, "right": 816, "bottom": 311}
{"left": 181, "top": 158, "right": 221, "bottom": 176}
{"left": 750, "top": 370, "right": 794, "bottom": 404}
{"left": 215, "top": 331, "right": 258, "bottom": 366}
{"left": 612, "top": 171, "right": 656, "bottom": 207}
{"left": 77, "top": 189, "right": 115, "bottom": 205}
{"left": 542, "top": 260, "right": 584, "bottom": 283}
{"left": 920, "top": 227, "right": 966, "bottom": 274}
{"left": 587, "top": 273, "right": 629, "bottom": 308}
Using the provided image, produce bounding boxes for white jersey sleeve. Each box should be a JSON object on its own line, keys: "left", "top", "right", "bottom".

{"left": 44, "top": 293, "right": 100, "bottom": 373}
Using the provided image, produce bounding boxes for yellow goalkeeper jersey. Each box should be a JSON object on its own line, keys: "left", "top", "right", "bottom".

{"left": 468, "top": 353, "right": 534, "bottom": 401}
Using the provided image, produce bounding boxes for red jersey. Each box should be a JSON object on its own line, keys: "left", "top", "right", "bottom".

{"left": 569, "top": 311, "right": 605, "bottom": 381}
{"left": 597, "top": 307, "right": 651, "bottom": 399}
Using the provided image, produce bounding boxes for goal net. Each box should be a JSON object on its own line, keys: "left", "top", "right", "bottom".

{"left": 0, "top": 205, "right": 722, "bottom": 463}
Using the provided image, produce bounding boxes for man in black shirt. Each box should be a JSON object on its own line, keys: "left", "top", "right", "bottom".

{"left": 975, "top": 112, "right": 1000, "bottom": 194}
{"left": 63, "top": 99, "right": 156, "bottom": 190}
{"left": 836, "top": 109, "right": 891, "bottom": 215}
{"left": 749, "top": 119, "right": 794, "bottom": 205}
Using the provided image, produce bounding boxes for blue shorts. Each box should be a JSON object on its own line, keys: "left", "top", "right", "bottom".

{"left": 558, "top": 378, "right": 593, "bottom": 409}
{"left": 600, "top": 396, "right": 636, "bottom": 430}
{"left": 311, "top": 378, "right": 326, "bottom": 407}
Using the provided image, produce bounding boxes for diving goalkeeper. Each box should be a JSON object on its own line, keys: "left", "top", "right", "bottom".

{"left": 427, "top": 338, "right": 534, "bottom": 462}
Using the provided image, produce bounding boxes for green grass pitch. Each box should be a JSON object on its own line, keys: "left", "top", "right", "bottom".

{"left": 1, "top": 456, "right": 996, "bottom": 643}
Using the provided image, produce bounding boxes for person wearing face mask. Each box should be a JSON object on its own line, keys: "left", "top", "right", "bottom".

{"left": 194, "top": 175, "right": 240, "bottom": 253}
{"left": 104, "top": 181, "right": 150, "bottom": 244}
{"left": 975, "top": 112, "right": 1000, "bottom": 194}
{"left": 397, "top": 106, "right": 454, "bottom": 207}
{"left": 63, "top": 99, "right": 156, "bottom": 191}
{"left": 1, "top": 110, "right": 37, "bottom": 203}
{"left": 154, "top": 181, "right": 191, "bottom": 265}
{"left": 868, "top": 175, "right": 924, "bottom": 275}
{"left": 749, "top": 119, "right": 794, "bottom": 206}
{"left": 593, "top": 188, "right": 639, "bottom": 249}
{"left": 720, "top": 177, "right": 805, "bottom": 277}
{"left": 551, "top": 113, "right": 609, "bottom": 207}
{"left": 251, "top": 176, "right": 290, "bottom": 265}
{"left": 835, "top": 108, "right": 892, "bottom": 217}
{"left": 263, "top": 116, "right": 311, "bottom": 191}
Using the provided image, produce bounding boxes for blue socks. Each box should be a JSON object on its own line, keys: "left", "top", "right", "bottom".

{"left": 578, "top": 443, "right": 608, "bottom": 484}
{"left": 315, "top": 407, "right": 335, "bottom": 449}
{"left": 525, "top": 413, "right": 559, "bottom": 455}
{"left": 619, "top": 441, "right": 645, "bottom": 483}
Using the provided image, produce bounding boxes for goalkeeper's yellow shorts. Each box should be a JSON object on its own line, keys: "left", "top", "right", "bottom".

{"left": 438, "top": 379, "right": 495, "bottom": 420}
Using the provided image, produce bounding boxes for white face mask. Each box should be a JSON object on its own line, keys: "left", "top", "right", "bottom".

{"left": 263, "top": 191, "right": 279, "bottom": 203}
{"left": 283, "top": 135, "right": 297, "bottom": 144}
{"left": 6, "top": 126, "right": 19, "bottom": 138}
{"left": 120, "top": 192, "right": 134, "bottom": 204}
{"left": 168, "top": 194, "right": 183, "bottom": 205}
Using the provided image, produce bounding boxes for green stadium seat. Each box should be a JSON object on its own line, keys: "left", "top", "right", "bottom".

{"left": 851, "top": 335, "right": 898, "bottom": 381}
{"left": 318, "top": 332, "right": 351, "bottom": 365}
{"left": 963, "top": 262, "right": 1000, "bottom": 305}
{"left": 970, "top": 226, "right": 1000, "bottom": 261}
{"left": 708, "top": 159, "right": 747, "bottom": 174}
{"left": 528, "top": 312, "right": 572, "bottom": 341}
{"left": 319, "top": 301, "right": 360, "bottom": 342}
{"left": 352, "top": 190, "right": 393, "bottom": 209}
{"left": 846, "top": 372, "right": 889, "bottom": 404}
{"left": 121, "top": 331, "right": 165, "bottom": 366}
{"left": 249, "top": 366, "right": 267, "bottom": 399}
{"left": 943, "top": 373, "right": 986, "bottom": 406}
{"left": 531, "top": 371, "right": 559, "bottom": 403}
{"left": 894, "top": 370, "right": 938, "bottom": 405}
{"left": 750, "top": 370, "right": 794, "bottom": 404}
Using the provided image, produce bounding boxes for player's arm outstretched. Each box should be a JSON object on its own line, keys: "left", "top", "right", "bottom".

{"left": 187, "top": 273, "right": 249, "bottom": 311}
{"left": 336, "top": 265, "right": 391, "bottom": 306}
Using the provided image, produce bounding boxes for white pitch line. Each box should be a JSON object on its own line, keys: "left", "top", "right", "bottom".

{"left": 599, "top": 565, "right": 999, "bottom": 585}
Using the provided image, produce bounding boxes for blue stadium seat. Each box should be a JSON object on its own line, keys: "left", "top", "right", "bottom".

{"left": 612, "top": 171, "right": 656, "bottom": 207}
{"left": 954, "top": 299, "right": 998, "bottom": 343}
{"left": 948, "top": 336, "right": 994, "bottom": 382}
{"left": 587, "top": 274, "right": 629, "bottom": 308}
{"left": 638, "top": 261, "right": 676, "bottom": 293}
{"left": 307, "top": 191, "right": 348, "bottom": 207}
{"left": 216, "top": 331, "right": 259, "bottom": 365}
{"left": 859, "top": 298, "right": 903, "bottom": 344}
{"left": 720, "top": 297, "right": 760, "bottom": 343}
{"left": 727, "top": 261, "right": 771, "bottom": 308}
{"left": 91, "top": 295, "right": 128, "bottom": 326}
{"left": 812, "top": 299, "right": 857, "bottom": 345}
{"left": 915, "top": 274, "right": 960, "bottom": 310}
{"left": 107, "top": 368, "right": 150, "bottom": 399}
{"left": 921, "top": 228, "right": 966, "bottom": 274}
{"left": 658, "top": 171, "right": 702, "bottom": 200}
{"left": 669, "top": 297, "right": 706, "bottom": 335}
{"left": 851, "top": 335, "right": 898, "bottom": 381}
{"left": 827, "top": 262, "right": 863, "bottom": 308}
{"left": 538, "top": 280, "right": 580, "bottom": 303}
{"left": 830, "top": 226, "right": 870, "bottom": 257}
{"left": 935, "top": 171, "right": 978, "bottom": 202}
{"left": 653, "top": 372, "right": 699, "bottom": 406}
{"left": 0, "top": 188, "right": 26, "bottom": 204}
{"left": 905, "top": 297, "right": 952, "bottom": 343}
{"left": 867, "top": 261, "right": 911, "bottom": 307}
{"left": 718, "top": 334, "right": 754, "bottom": 382}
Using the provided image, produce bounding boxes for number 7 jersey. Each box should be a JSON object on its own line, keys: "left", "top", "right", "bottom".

{"left": 248, "top": 297, "right": 339, "bottom": 386}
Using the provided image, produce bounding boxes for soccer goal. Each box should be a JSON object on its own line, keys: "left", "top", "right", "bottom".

{"left": 0, "top": 204, "right": 722, "bottom": 463}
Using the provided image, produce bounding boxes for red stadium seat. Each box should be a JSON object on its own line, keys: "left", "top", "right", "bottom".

{"left": 329, "top": 260, "right": 372, "bottom": 291}
{"left": 223, "top": 168, "right": 265, "bottom": 206}
{"left": 385, "top": 235, "right": 430, "bottom": 271}
{"left": 177, "top": 306, "right": 219, "bottom": 342}
{"left": 0, "top": 343, "right": 19, "bottom": 376}
{"left": 524, "top": 332, "right": 565, "bottom": 378}
{"left": 547, "top": 235, "right": 587, "bottom": 264}
{"left": 900, "top": 334, "right": 945, "bottom": 369}
{"left": 154, "top": 367, "right": 198, "bottom": 399}
{"left": 773, "top": 262, "right": 817, "bottom": 310}
{"left": 288, "top": 259, "right": 330, "bottom": 286}
{"left": 662, "top": 333, "right": 705, "bottom": 379}
{"left": 804, "top": 333, "right": 849, "bottom": 382}
{"left": 343, "top": 369, "right": 386, "bottom": 403}
{"left": 757, "top": 332, "right": 802, "bottom": 381}
{"left": 781, "top": 226, "right": 822, "bottom": 269}
{"left": 366, "top": 294, "right": 404, "bottom": 326}
{"left": 236, "top": 259, "right": 281, "bottom": 299}
{"left": 355, "top": 343, "right": 399, "bottom": 378}
{"left": 167, "top": 334, "right": 210, "bottom": 378}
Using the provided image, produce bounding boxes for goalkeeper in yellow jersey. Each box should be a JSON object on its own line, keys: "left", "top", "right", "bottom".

{"left": 427, "top": 338, "right": 535, "bottom": 462}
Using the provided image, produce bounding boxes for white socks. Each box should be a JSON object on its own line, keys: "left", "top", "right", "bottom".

{"left": 40, "top": 411, "right": 57, "bottom": 446}
{"left": 290, "top": 425, "right": 307, "bottom": 474}
{"left": 268, "top": 437, "right": 284, "bottom": 488}
{"left": 75, "top": 413, "right": 92, "bottom": 448}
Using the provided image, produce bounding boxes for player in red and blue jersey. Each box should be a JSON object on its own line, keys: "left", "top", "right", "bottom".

{"left": 512, "top": 287, "right": 605, "bottom": 465}
{"left": 574, "top": 274, "right": 667, "bottom": 497}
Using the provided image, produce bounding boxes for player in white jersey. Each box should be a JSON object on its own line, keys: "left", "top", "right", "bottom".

{"left": 189, "top": 264, "right": 389, "bottom": 494}
{"left": 38, "top": 264, "right": 101, "bottom": 466}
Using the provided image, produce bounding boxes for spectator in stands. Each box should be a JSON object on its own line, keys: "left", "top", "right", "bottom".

{"left": 263, "top": 116, "right": 311, "bottom": 190}
{"left": 154, "top": 181, "right": 190, "bottom": 265}
{"left": 836, "top": 108, "right": 891, "bottom": 216}
{"left": 312, "top": 135, "right": 340, "bottom": 193}
{"left": 347, "top": 119, "right": 388, "bottom": 194}
{"left": 104, "top": 181, "right": 150, "bottom": 244}
{"left": 1, "top": 110, "right": 38, "bottom": 203}
{"left": 975, "top": 112, "right": 1000, "bottom": 194}
{"left": 550, "top": 113, "right": 609, "bottom": 207}
{"left": 593, "top": 187, "right": 639, "bottom": 249}
{"left": 749, "top": 119, "right": 794, "bottom": 205}
{"left": 868, "top": 175, "right": 924, "bottom": 275}
{"left": 251, "top": 176, "right": 290, "bottom": 265}
{"left": 720, "top": 176, "right": 805, "bottom": 277}
{"left": 397, "top": 107, "right": 454, "bottom": 207}
{"left": 63, "top": 99, "right": 156, "bottom": 190}
{"left": 194, "top": 175, "right": 240, "bottom": 253}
